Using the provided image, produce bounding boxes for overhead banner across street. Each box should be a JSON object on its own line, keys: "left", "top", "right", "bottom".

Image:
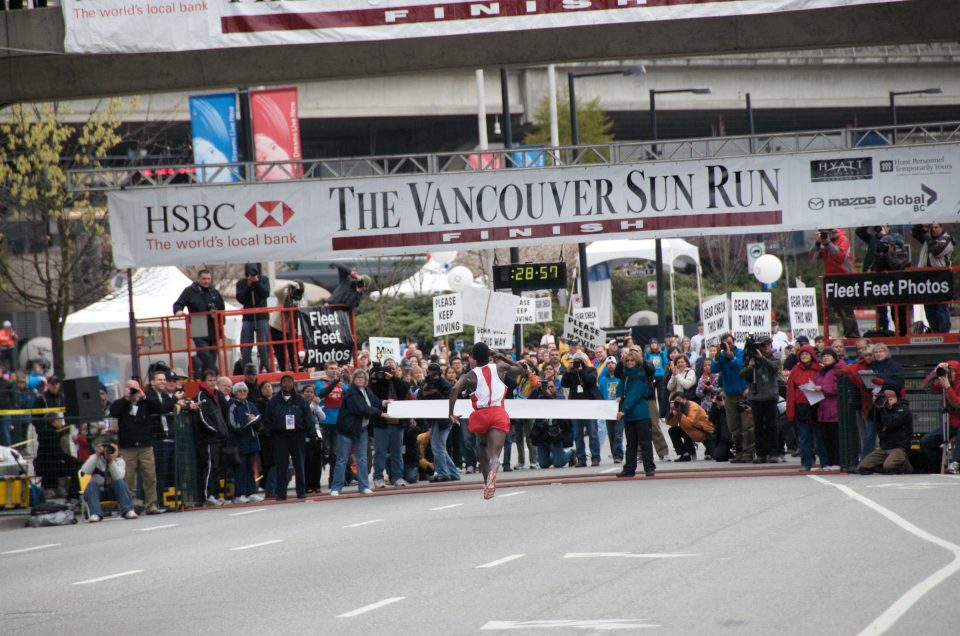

{"left": 61, "top": 0, "right": 909, "bottom": 54}
{"left": 108, "top": 143, "right": 959, "bottom": 268}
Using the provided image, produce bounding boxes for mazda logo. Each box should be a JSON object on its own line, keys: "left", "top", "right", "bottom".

{"left": 808, "top": 197, "right": 825, "bottom": 210}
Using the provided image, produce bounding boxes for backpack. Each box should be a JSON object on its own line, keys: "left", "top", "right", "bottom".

{"left": 27, "top": 501, "right": 77, "bottom": 527}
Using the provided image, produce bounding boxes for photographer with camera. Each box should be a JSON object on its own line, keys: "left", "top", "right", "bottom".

{"left": 809, "top": 228, "right": 859, "bottom": 337}
{"left": 81, "top": 436, "right": 138, "bottom": 522}
{"left": 269, "top": 281, "right": 305, "bottom": 372}
{"left": 872, "top": 228, "right": 911, "bottom": 336}
{"left": 920, "top": 361, "right": 960, "bottom": 474}
{"left": 912, "top": 223, "right": 955, "bottom": 333}
{"left": 855, "top": 385, "right": 913, "bottom": 474}
{"left": 111, "top": 380, "right": 161, "bottom": 515}
{"left": 711, "top": 333, "right": 750, "bottom": 462}
{"left": 665, "top": 392, "right": 715, "bottom": 462}
{"left": 561, "top": 351, "right": 603, "bottom": 467}
{"left": 738, "top": 335, "right": 781, "bottom": 464}
{"left": 236, "top": 263, "right": 271, "bottom": 372}
{"left": 173, "top": 269, "right": 225, "bottom": 377}
{"left": 370, "top": 358, "right": 412, "bottom": 488}
{"left": 418, "top": 361, "right": 459, "bottom": 482}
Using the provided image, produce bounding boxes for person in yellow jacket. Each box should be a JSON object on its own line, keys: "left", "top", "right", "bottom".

{"left": 665, "top": 392, "right": 715, "bottom": 462}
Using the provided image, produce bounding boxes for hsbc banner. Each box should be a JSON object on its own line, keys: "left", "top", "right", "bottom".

{"left": 299, "top": 307, "right": 354, "bottom": 366}
{"left": 107, "top": 143, "right": 960, "bottom": 268}
{"left": 62, "top": 0, "right": 908, "bottom": 54}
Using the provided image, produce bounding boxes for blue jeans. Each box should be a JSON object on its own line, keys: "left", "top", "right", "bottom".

{"left": 574, "top": 419, "right": 600, "bottom": 465}
{"left": 605, "top": 419, "right": 623, "bottom": 461}
{"left": 926, "top": 303, "right": 951, "bottom": 333}
{"left": 331, "top": 428, "right": 369, "bottom": 492}
{"left": 240, "top": 320, "right": 270, "bottom": 368}
{"left": 373, "top": 425, "right": 404, "bottom": 483}
{"left": 797, "top": 420, "right": 828, "bottom": 470}
{"left": 461, "top": 425, "right": 478, "bottom": 468}
{"left": 861, "top": 419, "right": 878, "bottom": 460}
{"left": 537, "top": 442, "right": 573, "bottom": 469}
{"left": 84, "top": 477, "right": 134, "bottom": 516}
{"left": 431, "top": 422, "right": 461, "bottom": 479}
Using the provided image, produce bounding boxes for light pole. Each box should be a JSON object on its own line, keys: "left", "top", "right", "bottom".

{"left": 889, "top": 87, "right": 942, "bottom": 144}
{"left": 649, "top": 87, "right": 711, "bottom": 341}
{"left": 568, "top": 65, "right": 645, "bottom": 309}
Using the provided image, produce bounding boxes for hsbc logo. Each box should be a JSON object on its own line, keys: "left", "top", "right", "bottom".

{"left": 245, "top": 201, "right": 294, "bottom": 228}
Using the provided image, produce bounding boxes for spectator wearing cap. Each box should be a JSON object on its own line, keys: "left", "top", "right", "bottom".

{"left": 112, "top": 380, "right": 162, "bottom": 514}
{"left": 263, "top": 374, "right": 314, "bottom": 499}
{"left": 560, "top": 338, "right": 581, "bottom": 371}
{"left": 783, "top": 335, "right": 810, "bottom": 371}
{"left": 81, "top": 435, "right": 138, "bottom": 522}
{"left": 739, "top": 335, "right": 781, "bottom": 463}
{"left": 606, "top": 338, "right": 620, "bottom": 360}
{"left": 598, "top": 356, "right": 623, "bottom": 463}
{"left": 32, "top": 375, "right": 81, "bottom": 499}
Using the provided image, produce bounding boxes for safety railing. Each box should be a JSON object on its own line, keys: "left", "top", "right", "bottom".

{"left": 66, "top": 120, "right": 960, "bottom": 192}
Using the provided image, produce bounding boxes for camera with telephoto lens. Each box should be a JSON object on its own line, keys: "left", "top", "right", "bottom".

{"left": 819, "top": 230, "right": 830, "bottom": 242}
{"left": 936, "top": 366, "right": 948, "bottom": 378}
{"left": 673, "top": 399, "right": 683, "bottom": 411}
{"left": 743, "top": 334, "right": 760, "bottom": 358}
{"left": 102, "top": 444, "right": 115, "bottom": 456}
{"left": 369, "top": 361, "right": 387, "bottom": 382}
{"left": 287, "top": 283, "right": 304, "bottom": 303}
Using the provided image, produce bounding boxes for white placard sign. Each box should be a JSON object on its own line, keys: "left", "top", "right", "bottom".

{"left": 534, "top": 296, "right": 553, "bottom": 323}
{"left": 573, "top": 307, "right": 599, "bottom": 328}
{"left": 462, "top": 286, "right": 520, "bottom": 333}
{"left": 563, "top": 314, "right": 607, "bottom": 350}
{"left": 730, "top": 292, "right": 772, "bottom": 345}
{"left": 515, "top": 297, "right": 536, "bottom": 324}
{"left": 433, "top": 293, "right": 462, "bottom": 336}
{"left": 475, "top": 328, "right": 513, "bottom": 350}
{"left": 369, "top": 337, "right": 401, "bottom": 363}
{"left": 787, "top": 288, "right": 821, "bottom": 341}
{"left": 701, "top": 295, "right": 729, "bottom": 348}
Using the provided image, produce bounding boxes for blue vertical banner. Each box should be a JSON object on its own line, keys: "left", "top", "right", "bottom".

{"left": 189, "top": 93, "right": 239, "bottom": 183}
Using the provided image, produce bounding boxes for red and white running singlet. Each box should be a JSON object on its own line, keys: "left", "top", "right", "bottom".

{"left": 468, "top": 363, "right": 511, "bottom": 434}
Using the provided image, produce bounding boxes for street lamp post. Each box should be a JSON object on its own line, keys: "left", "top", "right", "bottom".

{"left": 889, "top": 87, "right": 942, "bottom": 143}
{"left": 568, "top": 66, "right": 645, "bottom": 309}
{"left": 648, "top": 87, "right": 711, "bottom": 341}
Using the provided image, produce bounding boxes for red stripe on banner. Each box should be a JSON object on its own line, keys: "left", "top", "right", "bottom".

{"left": 330, "top": 210, "right": 782, "bottom": 251}
{"left": 221, "top": 0, "right": 741, "bottom": 34}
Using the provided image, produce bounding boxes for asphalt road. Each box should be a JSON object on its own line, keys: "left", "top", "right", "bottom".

{"left": 2, "top": 465, "right": 959, "bottom": 635}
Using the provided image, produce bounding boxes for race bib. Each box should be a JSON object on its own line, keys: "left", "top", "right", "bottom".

{"left": 285, "top": 414, "right": 296, "bottom": 431}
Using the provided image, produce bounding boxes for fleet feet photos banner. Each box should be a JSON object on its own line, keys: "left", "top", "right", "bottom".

{"left": 108, "top": 143, "right": 960, "bottom": 268}
{"left": 62, "top": 1, "right": 910, "bottom": 54}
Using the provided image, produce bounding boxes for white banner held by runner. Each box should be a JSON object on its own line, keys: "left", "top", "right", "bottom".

{"left": 787, "top": 288, "right": 821, "bottom": 341}
{"left": 433, "top": 293, "right": 462, "bottom": 336}
{"left": 730, "top": 292, "right": 772, "bottom": 345}
{"left": 563, "top": 314, "right": 606, "bottom": 349}
{"left": 701, "top": 294, "right": 729, "bottom": 348}
{"left": 369, "top": 337, "right": 401, "bottom": 363}
{"left": 107, "top": 144, "right": 960, "bottom": 268}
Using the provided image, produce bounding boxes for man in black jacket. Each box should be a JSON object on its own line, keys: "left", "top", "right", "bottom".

{"left": 857, "top": 386, "right": 913, "bottom": 474}
{"left": 32, "top": 376, "right": 81, "bottom": 498}
{"left": 561, "top": 351, "right": 602, "bottom": 467}
{"left": 236, "top": 263, "right": 271, "bottom": 372}
{"left": 112, "top": 380, "right": 161, "bottom": 514}
{"left": 144, "top": 369, "right": 183, "bottom": 506}
{"left": 173, "top": 269, "right": 226, "bottom": 377}
{"left": 263, "top": 375, "right": 315, "bottom": 499}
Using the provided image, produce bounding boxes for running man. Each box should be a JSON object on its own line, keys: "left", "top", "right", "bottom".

{"left": 449, "top": 342, "right": 524, "bottom": 499}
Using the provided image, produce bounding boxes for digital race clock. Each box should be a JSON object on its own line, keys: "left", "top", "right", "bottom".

{"left": 492, "top": 263, "right": 567, "bottom": 292}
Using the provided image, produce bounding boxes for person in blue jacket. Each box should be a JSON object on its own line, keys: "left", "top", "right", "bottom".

{"left": 228, "top": 382, "right": 264, "bottom": 504}
{"left": 263, "top": 375, "right": 315, "bottom": 500}
{"left": 331, "top": 369, "right": 390, "bottom": 496}
{"left": 710, "top": 333, "right": 748, "bottom": 460}
{"left": 617, "top": 348, "right": 657, "bottom": 478}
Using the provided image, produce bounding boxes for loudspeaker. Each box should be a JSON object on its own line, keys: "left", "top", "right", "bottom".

{"left": 62, "top": 376, "right": 103, "bottom": 420}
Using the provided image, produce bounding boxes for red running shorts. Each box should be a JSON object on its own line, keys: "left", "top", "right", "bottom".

{"left": 468, "top": 407, "right": 511, "bottom": 435}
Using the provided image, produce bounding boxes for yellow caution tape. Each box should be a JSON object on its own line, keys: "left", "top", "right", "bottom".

{"left": 0, "top": 407, "right": 67, "bottom": 415}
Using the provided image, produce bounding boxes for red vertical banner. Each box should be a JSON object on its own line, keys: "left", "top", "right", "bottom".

{"left": 250, "top": 87, "right": 302, "bottom": 181}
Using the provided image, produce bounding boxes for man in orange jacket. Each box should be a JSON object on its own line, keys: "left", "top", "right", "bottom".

{"left": 666, "top": 392, "right": 715, "bottom": 462}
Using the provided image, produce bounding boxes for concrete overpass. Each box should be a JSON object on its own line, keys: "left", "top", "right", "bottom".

{"left": 2, "top": 0, "right": 959, "bottom": 103}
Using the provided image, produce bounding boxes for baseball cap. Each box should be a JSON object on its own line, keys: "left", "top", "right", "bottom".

{"left": 48, "top": 375, "right": 61, "bottom": 383}
{"left": 164, "top": 371, "right": 178, "bottom": 382}
{"left": 604, "top": 356, "right": 618, "bottom": 365}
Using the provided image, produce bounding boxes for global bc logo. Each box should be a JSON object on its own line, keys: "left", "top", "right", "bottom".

{"left": 143, "top": 201, "right": 298, "bottom": 253}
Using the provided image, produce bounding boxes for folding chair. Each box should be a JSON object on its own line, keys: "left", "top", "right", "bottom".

{"left": 78, "top": 471, "right": 119, "bottom": 520}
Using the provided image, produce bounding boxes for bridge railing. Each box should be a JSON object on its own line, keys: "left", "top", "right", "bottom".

{"left": 66, "top": 120, "right": 960, "bottom": 192}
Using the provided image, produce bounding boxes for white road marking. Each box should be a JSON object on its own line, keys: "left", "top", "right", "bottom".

{"left": 229, "top": 508, "right": 267, "bottom": 517}
{"left": 430, "top": 503, "right": 464, "bottom": 511}
{"left": 498, "top": 491, "right": 527, "bottom": 498}
{"left": 866, "top": 482, "right": 958, "bottom": 490}
{"left": 135, "top": 523, "right": 178, "bottom": 532}
{"left": 230, "top": 539, "right": 284, "bottom": 551}
{"left": 809, "top": 475, "right": 960, "bottom": 636}
{"left": 564, "top": 552, "right": 697, "bottom": 559}
{"left": 475, "top": 554, "right": 525, "bottom": 569}
{"left": 73, "top": 570, "right": 144, "bottom": 585}
{"left": 480, "top": 619, "right": 659, "bottom": 630}
{"left": 2, "top": 543, "right": 60, "bottom": 555}
{"left": 601, "top": 467, "right": 621, "bottom": 474}
{"left": 343, "top": 519, "right": 384, "bottom": 528}
{"left": 336, "top": 596, "right": 405, "bottom": 618}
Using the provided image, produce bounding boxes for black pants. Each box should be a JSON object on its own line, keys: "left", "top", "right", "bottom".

{"left": 623, "top": 419, "right": 655, "bottom": 475}
{"left": 813, "top": 422, "right": 840, "bottom": 466}
{"left": 449, "top": 422, "right": 463, "bottom": 467}
{"left": 273, "top": 431, "right": 306, "bottom": 499}
{"left": 203, "top": 440, "right": 226, "bottom": 500}
{"left": 35, "top": 452, "right": 81, "bottom": 498}
{"left": 270, "top": 327, "right": 297, "bottom": 372}
{"left": 751, "top": 399, "right": 779, "bottom": 459}
{"left": 304, "top": 436, "right": 324, "bottom": 492}
{"left": 668, "top": 426, "right": 696, "bottom": 458}
{"left": 831, "top": 306, "right": 860, "bottom": 338}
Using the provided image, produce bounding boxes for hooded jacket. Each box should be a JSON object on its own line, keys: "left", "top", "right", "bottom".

{"left": 617, "top": 363, "right": 652, "bottom": 421}
{"left": 927, "top": 360, "right": 960, "bottom": 430}
{"left": 809, "top": 228, "right": 855, "bottom": 274}
{"left": 786, "top": 345, "right": 822, "bottom": 421}
{"left": 815, "top": 359, "right": 843, "bottom": 423}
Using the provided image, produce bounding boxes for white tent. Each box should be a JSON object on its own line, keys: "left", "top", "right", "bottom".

{"left": 586, "top": 239, "right": 702, "bottom": 329}
{"left": 371, "top": 269, "right": 476, "bottom": 299}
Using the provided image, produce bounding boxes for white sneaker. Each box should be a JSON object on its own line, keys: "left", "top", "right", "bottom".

{"left": 206, "top": 495, "right": 225, "bottom": 506}
{"left": 330, "top": 491, "right": 340, "bottom": 497}
{"left": 362, "top": 488, "right": 374, "bottom": 495}
{"left": 123, "top": 510, "right": 139, "bottom": 520}
{"left": 373, "top": 479, "right": 386, "bottom": 489}
{"left": 88, "top": 514, "right": 102, "bottom": 523}
{"left": 515, "top": 463, "right": 525, "bottom": 470}
{"left": 528, "top": 463, "right": 539, "bottom": 470}
{"left": 947, "top": 461, "right": 959, "bottom": 474}
{"left": 234, "top": 495, "right": 249, "bottom": 504}
{"left": 248, "top": 494, "right": 265, "bottom": 503}
{"left": 827, "top": 465, "right": 841, "bottom": 471}
{"left": 393, "top": 479, "right": 408, "bottom": 487}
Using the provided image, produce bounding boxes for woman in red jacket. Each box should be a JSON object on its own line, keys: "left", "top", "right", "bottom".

{"left": 786, "top": 345, "right": 824, "bottom": 471}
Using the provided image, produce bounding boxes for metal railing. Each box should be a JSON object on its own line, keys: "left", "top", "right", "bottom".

{"left": 66, "top": 120, "right": 960, "bottom": 192}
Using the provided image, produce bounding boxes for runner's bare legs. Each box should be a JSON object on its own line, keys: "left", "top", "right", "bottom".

{"left": 480, "top": 429, "right": 507, "bottom": 499}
